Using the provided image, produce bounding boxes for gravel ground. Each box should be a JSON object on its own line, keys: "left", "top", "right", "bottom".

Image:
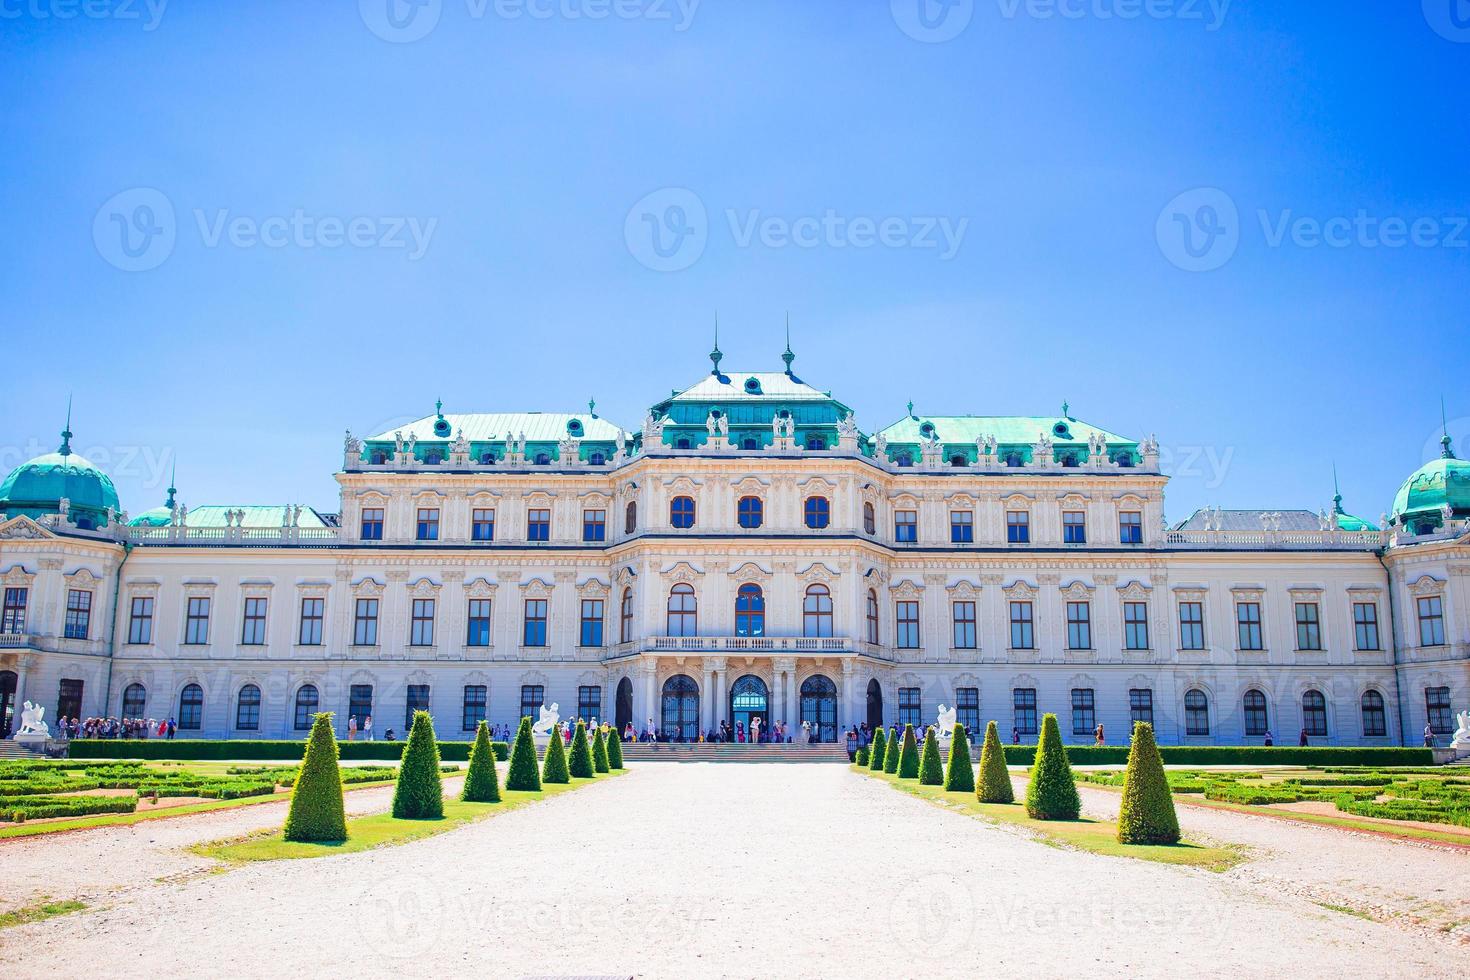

{"left": 3, "top": 764, "right": 1468, "bottom": 978}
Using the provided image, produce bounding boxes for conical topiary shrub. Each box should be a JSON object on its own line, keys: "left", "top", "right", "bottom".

{"left": 918, "top": 726, "right": 945, "bottom": 785}
{"left": 897, "top": 724, "right": 920, "bottom": 779}
{"left": 868, "top": 727, "right": 887, "bottom": 772}
{"left": 883, "top": 728, "right": 901, "bottom": 774}
{"left": 944, "top": 723, "right": 974, "bottom": 793}
{"left": 568, "top": 720, "right": 595, "bottom": 778}
{"left": 592, "top": 726, "right": 611, "bottom": 773}
{"left": 605, "top": 726, "right": 625, "bottom": 770}
{"left": 284, "top": 712, "right": 347, "bottom": 842}
{"left": 505, "top": 716, "right": 542, "bottom": 792}
{"left": 977, "top": 720, "right": 1014, "bottom": 804}
{"left": 1025, "top": 713, "right": 1080, "bottom": 820}
{"left": 542, "top": 726, "right": 570, "bottom": 784}
{"left": 461, "top": 720, "right": 501, "bottom": 803}
{"left": 1116, "top": 721, "right": 1180, "bottom": 844}
{"left": 392, "top": 710, "right": 444, "bottom": 819}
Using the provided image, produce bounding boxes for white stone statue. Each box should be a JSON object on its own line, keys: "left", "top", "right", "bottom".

{"left": 344, "top": 429, "right": 362, "bottom": 456}
{"left": 934, "top": 703, "right": 957, "bottom": 741}
{"left": 16, "top": 700, "right": 49, "bottom": 738}
{"left": 394, "top": 430, "right": 405, "bottom": 454}
{"left": 642, "top": 412, "right": 664, "bottom": 444}
{"left": 451, "top": 428, "right": 470, "bottom": 456}
{"left": 532, "top": 702, "right": 560, "bottom": 738}
{"left": 1453, "top": 709, "right": 1470, "bottom": 748}
{"left": 837, "top": 411, "right": 859, "bottom": 439}
{"left": 873, "top": 432, "right": 887, "bottom": 457}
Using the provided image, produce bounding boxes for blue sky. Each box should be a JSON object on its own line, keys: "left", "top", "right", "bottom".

{"left": 1, "top": 0, "right": 1466, "bottom": 525}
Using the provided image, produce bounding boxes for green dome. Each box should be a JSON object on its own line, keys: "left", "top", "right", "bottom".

{"left": 1390, "top": 456, "right": 1470, "bottom": 527}
{"left": 0, "top": 446, "right": 120, "bottom": 527}
{"left": 128, "top": 506, "right": 173, "bottom": 528}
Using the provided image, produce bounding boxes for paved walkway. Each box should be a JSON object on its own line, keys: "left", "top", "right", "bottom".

{"left": 4, "top": 764, "right": 1468, "bottom": 978}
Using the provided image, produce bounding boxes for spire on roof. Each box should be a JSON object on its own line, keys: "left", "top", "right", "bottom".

{"left": 906, "top": 400, "right": 915, "bottom": 419}
{"left": 435, "top": 398, "right": 444, "bottom": 420}
{"left": 59, "top": 395, "right": 73, "bottom": 456}
{"left": 1332, "top": 462, "right": 1344, "bottom": 514}
{"left": 588, "top": 397, "right": 597, "bottom": 418}
{"left": 1062, "top": 400, "right": 1070, "bottom": 419}
{"left": 710, "top": 314, "right": 723, "bottom": 375}
{"left": 782, "top": 313, "right": 795, "bottom": 374}
{"left": 166, "top": 459, "right": 177, "bottom": 510}
{"left": 1442, "top": 396, "right": 1456, "bottom": 459}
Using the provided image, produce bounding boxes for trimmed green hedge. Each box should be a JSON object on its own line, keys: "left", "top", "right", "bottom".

{"left": 997, "top": 745, "right": 1435, "bottom": 768}
{"left": 0, "top": 793, "right": 139, "bottom": 821}
{"left": 70, "top": 738, "right": 509, "bottom": 763}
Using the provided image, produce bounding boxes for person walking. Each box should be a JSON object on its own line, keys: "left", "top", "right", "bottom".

{"left": 363, "top": 714, "right": 373, "bottom": 741}
{"left": 1424, "top": 723, "right": 1435, "bottom": 747}
{"left": 1298, "top": 727, "right": 1309, "bottom": 747}
{"left": 1264, "top": 729, "right": 1274, "bottom": 747}
{"left": 347, "top": 714, "right": 357, "bottom": 741}
{"left": 1094, "top": 723, "right": 1105, "bottom": 746}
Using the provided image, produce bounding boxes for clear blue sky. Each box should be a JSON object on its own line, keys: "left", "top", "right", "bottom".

{"left": 1, "top": 1, "right": 1465, "bottom": 525}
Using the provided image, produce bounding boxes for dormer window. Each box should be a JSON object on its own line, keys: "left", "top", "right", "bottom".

{"left": 895, "top": 452, "right": 913, "bottom": 468}
{"left": 567, "top": 419, "right": 583, "bottom": 436}
{"left": 919, "top": 422, "right": 935, "bottom": 438}
{"left": 534, "top": 452, "right": 551, "bottom": 465}
{"left": 744, "top": 377, "right": 762, "bottom": 394}
{"left": 1053, "top": 422, "right": 1071, "bottom": 438}
{"left": 588, "top": 452, "right": 606, "bottom": 466}
{"left": 741, "top": 436, "right": 761, "bottom": 450}
{"left": 675, "top": 438, "right": 691, "bottom": 450}
{"left": 370, "top": 451, "right": 388, "bottom": 465}
{"left": 1005, "top": 452, "right": 1023, "bottom": 468}
{"left": 479, "top": 452, "right": 496, "bottom": 464}
{"left": 806, "top": 436, "right": 825, "bottom": 451}
{"left": 424, "top": 451, "right": 443, "bottom": 465}
{"left": 950, "top": 454, "right": 967, "bottom": 467}
{"left": 433, "top": 418, "right": 451, "bottom": 437}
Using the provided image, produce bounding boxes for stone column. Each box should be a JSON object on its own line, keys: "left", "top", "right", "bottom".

{"left": 641, "top": 658, "right": 657, "bottom": 734}
{"left": 714, "top": 662, "right": 728, "bottom": 730}
{"left": 701, "top": 661, "right": 714, "bottom": 735}
{"left": 9, "top": 656, "right": 30, "bottom": 739}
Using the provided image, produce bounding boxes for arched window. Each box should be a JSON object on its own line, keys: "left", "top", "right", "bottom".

{"left": 236, "top": 683, "right": 261, "bottom": 731}
{"left": 667, "top": 584, "right": 697, "bottom": 637}
{"left": 624, "top": 500, "right": 637, "bottom": 534}
{"left": 293, "top": 684, "right": 319, "bottom": 731}
{"left": 866, "top": 589, "right": 879, "bottom": 644}
{"left": 803, "top": 584, "right": 834, "bottom": 637}
{"left": 1243, "top": 689, "right": 1268, "bottom": 736}
{"left": 800, "top": 675, "right": 838, "bottom": 742}
{"left": 661, "top": 674, "right": 699, "bottom": 740}
{"left": 533, "top": 452, "right": 551, "bottom": 465}
{"left": 620, "top": 588, "right": 634, "bottom": 643}
{"left": 1115, "top": 453, "right": 1134, "bottom": 468}
{"left": 1184, "top": 689, "right": 1209, "bottom": 735}
{"left": 895, "top": 451, "right": 913, "bottom": 468}
{"left": 479, "top": 451, "right": 496, "bottom": 464}
{"left": 670, "top": 495, "right": 696, "bottom": 529}
{"left": 803, "top": 496, "right": 830, "bottom": 529}
{"left": 121, "top": 682, "right": 146, "bottom": 720}
{"left": 675, "top": 438, "right": 691, "bottom": 450}
{"left": 1360, "top": 690, "right": 1387, "bottom": 737}
{"left": 735, "top": 584, "right": 765, "bottom": 637}
{"left": 178, "top": 683, "right": 204, "bottom": 731}
{"left": 738, "top": 496, "right": 764, "bottom": 529}
{"left": 1061, "top": 453, "right": 1079, "bottom": 468}
{"left": 863, "top": 501, "right": 876, "bottom": 535}
{"left": 950, "top": 454, "right": 968, "bottom": 467}
{"left": 1301, "top": 689, "right": 1327, "bottom": 737}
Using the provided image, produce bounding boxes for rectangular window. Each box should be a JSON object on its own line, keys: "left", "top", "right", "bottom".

{"left": 520, "top": 684, "right": 545, "bottom": 721}
{"left": 1, "top": 587, "right": 28, "bottom": 634}
{"left": 1066, "top": 601, "right": 1091, "bottom": 650}
{"left": 1062, "top": 511, "right": 1087, "bottom": 544}
{"left": 949, "top": 511, "right": 973, "bottom": 543}
{"left": 472, "top": 508, "right": 495, "bottom": 542}
{"left": 416, "top": 507, "right": 440, "bottom": 541}
{"left": 951, "top": 601, "right": 976, "bottom": 649}
{"left": 523, "top": 599, "right": 548, "bottom": 646}
{"left": 1006, "top": 510, "right": 1030, "bottom": 543}
{"left": 1178, "top": 601, "right": 1204, "bottom": 650}
{"left": 1119, "top": 511, "right": 1143, "bottom": 544}
{"left": 353, "top": 597, "right": 379, "bottom": 646}
{"left": 578, "top": 685, "right": 601, "bottom": 724}
{"left": 582, "top": 509, "right": 606, "bottom": 543}
{"left": 64, "top": 589, "right": 92, "bottom": 640}
{"left": 1129, "top": 688, "right": 1153, "bottom": 726}
{"left": 128, "top": 596, "right": 154, "bottom": 644}
{"left": 1352, "top": 602, "right": 1380, "bottom": 651}
{"left": 527, "top": 508, "right": 551, "bottom": 542}
{"left": 57, "top": 678, "right": 83, "bottom": 722}
{"left": 1124, "top": 601, "right": 1150, "bottom": 650}
{"left": 1427, "top": 686, "right": 1452, "bottom": 734}
{"left": 1417, "top": 596, "right": 1445, "bottom": 646}
{"left": 895, "top": 600, "right": 920, "bottom": 649}
{"left": 1295, "top": 602, "right": 1322, "bottom": 651}
{"left": 466, "top": 599, "right": 492, "bottom": 646}
{"left": 184, "top": 596, "right": 211, "bottom": 645}
{"left": 405, "top": 684, "right": 430, "bottom": 730}
{"left": 348, "top": 685, "right": 373, "bottom": 730}
{"left": 360, "top": 506, "right": 384, "bottom": 540}
{"left": 241, "top": 597, "right": 268, "bottom": 645}
{"left": 1013, "top": 688, "right": 1037, "bottom": 737}
{"left": 1071, "top": 688, "right": 1095, "bottom": 735}
{"left": 410, "top": 598, "right": 435, "bottom": 646}
{"left": 462, "top": 685, "right": 487, "bottom": 732}
{"left": 299, "top": 597, "right": 324, "bottom": 646}
{"left": 1009, "top": 601, "right": 1034, "bottom": 649}
{"left": 955, "top": 687, "right": 979, "bottom": 734}
{"left": 1236, "top": 601, "right": 1263, "bottom": 650}
{"left": 580, "top": 599, "right": 604, "bottom": 647}
{"left": 898, "top": 687, "right": 921, "bottom": 728}
{"left": 894, "top": 510, "right": 917, "bottom": 543}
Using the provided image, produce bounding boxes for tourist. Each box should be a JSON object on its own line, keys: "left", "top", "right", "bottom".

{"left": 166, "top": 717, "right": 176, "bottom": 739}
{"left": 1424, "top": 723, "right": 1435, "bottom": 747}
{"left": 845, "top": 727, "right": 857, "bottom": 760}
{"left": 1094, "top": 723, "right": 1105, "bottom": 746}
{"left": 348, "top": 715, "right": 357, "bottom": 741}
{"left": 384, "top": 729, "right": 395, "bottom": 741}
{"left": 1299, "top": 728, "right": 1309, "bottom": 747}
{"left": 1264, "top": 729, "right": 1274, "bottom": 747}
{"left": 363, "top": 715, "right": 374, "bottom": 741}
{"left": 1012, "top": 725, "right": 1020, "bottom": 744}
{"left": 750, "top": 716, "right": 761, "bottom": 745}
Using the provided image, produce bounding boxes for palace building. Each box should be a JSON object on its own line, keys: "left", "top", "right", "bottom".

{"left": 1, "top": 345, "right": 1466, "bottom": 746}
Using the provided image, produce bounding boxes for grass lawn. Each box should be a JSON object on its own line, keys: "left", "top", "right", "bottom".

{"left": 0, "top": 899, "right": 87, "bottom": 930}
{"left": 858, "top": 766, "right": 1243, "bottom": 872}
{"left": 198, "top": 768, "right": 627, "bottom": 863}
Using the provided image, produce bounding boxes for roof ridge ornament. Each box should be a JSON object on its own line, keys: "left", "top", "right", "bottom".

{"left": 59, "top": 395, "right": 73, "bottom": 456}
{"left": 782, "top": 313, "right": 795, "bottom": 375}
{"left": 1442, "top": 396, "right": 1456, "bottom": 459}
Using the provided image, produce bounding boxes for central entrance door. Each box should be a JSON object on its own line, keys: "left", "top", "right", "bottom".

{"left": 729, "top": 674, "right": 769, "bottom": 740}
{"left": 661, "top": 674, "right": 699, "bottom": 741}
{"left": 800, "top": 674, "right": 838, "bottom": 742}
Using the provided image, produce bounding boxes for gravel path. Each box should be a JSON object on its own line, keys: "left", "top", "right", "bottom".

{"left": 4, "top": 764, "right": 1468, "bottom": 978}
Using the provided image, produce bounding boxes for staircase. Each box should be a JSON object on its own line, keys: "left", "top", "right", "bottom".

{"left": 620, "top": 742, "right": 851, "bottom": 763}
{"left": 0, "top": 739, "right": 55, "bottom": 760}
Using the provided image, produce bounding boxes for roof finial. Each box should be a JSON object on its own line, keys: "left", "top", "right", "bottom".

{"left": 1062, "top": 400, "right": 1070, "bottom": 419}
{"left": 710, "top": 314, "right": 723, "bottom": 375}
{"left": 59, "top": 395, "right": 73, "bottom": 456}
{"left": 1442, "top": 396, "right": 1456, "bottom": 459}
{"left": 588, "top": 397, "right": 597, "bottom": 418}
{"left": 782, "top": 312, "right": 795, "bottom": 374}
{"left": 1332, "top": 461, "right": 1344, "bottom": 514}
{"left": 435, "top": 397, "right": 444, "bottom": 420}
{"left": 906, "top": 400, "right": 915, "bottom": 419}
{"left": 166, "top": 459, "right": 177, "bottom": 510}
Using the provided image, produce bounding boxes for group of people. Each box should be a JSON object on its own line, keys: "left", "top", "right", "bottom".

{"left": 42, "top": 716, "right": 178, "bottom": 740}
{"left": 627, "top": 717, "right": 829, "bottom": 744}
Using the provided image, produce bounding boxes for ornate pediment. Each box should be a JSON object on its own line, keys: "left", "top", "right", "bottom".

{"left": 665, "top": 476, "right": 702, "bottom": 495}
{"left": 408, "top": 577, "right": 441, "bottom": 599}
{"left": 1003, "top": 579, "right": 1038, "bottom": 599}
{"left": 889, "top": 578, "right": 924, "bottom": 600}
{"left": 353, "top": 576, "right": 386, "bottom": 598}
{"left": 1061, "top": 579, "right": 1094, "bottom": 600}
{"left": 0, "top": 564, "right": 36, "bottom": 587}
{"left": 578, "top": 577, "right": 611, "bottom": 598}
{"left": 465, "top": 576, "right": 497, "bottom": 599}
{"left": 730, "top": 476, "right": 769, "bottom": 496}
{"left": 614, "top": 565, "right": 637, "bottom": 587}
{"left": 1000, "top": 493, "right": 1035, "bottom": 509}
{"left": 863, "top": 566, "right": 890, "bottom": 587}
{"left": 947, "top": 579, "right": 981, "bottom": 600}
{"left": 0, "top": 516, "right": 53, "bottom": 541}
{"left": 1117, "top": 580, "right": 1153, "bottom": 601}
{"left": 797, "top": 476, "right": 837, "bottom": 495}
{"left": 889, "top": 491, "right": 921, "bottom": 508}
{"left": 1057, "top": 492, "right": 1091, "bottom": 507}
{"left": 1408, "top": 574, "right": 1445, "bottom": 597}
{"left": 729, "top": 561, "right": 772, "bottom": 586}
{"left": 63, "top": 567, "right": 102, "bottom": 588}
{"left": 662, "top": 561, "right": 704, "bottom": 584}
{"left": 798, "top": 562, "right": 840, "bottom": 585}
{"left": 947, "top": 492, "right": 978, "bottom": 509}
{"left": 520, "top": 577, "right": 554, "bottom": 599}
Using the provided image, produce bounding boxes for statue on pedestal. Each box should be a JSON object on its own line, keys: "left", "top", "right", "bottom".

{"left": 16, "top": 700, "right": 49, "bottom": 738}
{"left": 532, "top": 702, "right": 560, "bottom": 738}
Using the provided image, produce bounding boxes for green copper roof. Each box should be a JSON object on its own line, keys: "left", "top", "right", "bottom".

{"left": 669, "top": 372, "right": 841, "bottom": 404}
{"left": 365, "top": 412, "right": 626, "bottom": 445}
{"left": 877, "top": 415, "right": 1135, "bottom": 446}
{"left": 179, "top": 505, "right": 329, "bottom": 529}
{"left": 0, "top": 446, "right": 120, "bottom": 525}
{"left": 128, "top": 506, "right": 174, "bottom": 528}
{"left": 1391, "top": 456, "right": 1470, "bottom": 522}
